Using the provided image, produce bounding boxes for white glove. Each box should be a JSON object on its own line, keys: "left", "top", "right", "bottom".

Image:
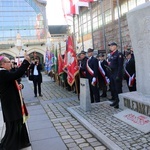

{"left": 91, "top": 77, "right": 96, "bottom": 86}
{"left": 92, "top": 77, "right": 96, "bottom": 83}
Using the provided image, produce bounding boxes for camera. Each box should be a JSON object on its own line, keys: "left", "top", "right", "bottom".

{"left": 35, "top": 61, "right": 37, "bottom": 65}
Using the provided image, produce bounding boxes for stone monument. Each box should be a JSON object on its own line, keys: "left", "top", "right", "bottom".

{"left": 80, "top": 78, "right": 91, "bottom": 111}
{"left": 119, "top": 2, "right": 150, "bottom": 117}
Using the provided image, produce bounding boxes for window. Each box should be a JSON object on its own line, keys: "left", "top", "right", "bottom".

{"left": 137, "top": 0, "right": 145, "bottom": 6}
{"left": 121, "top": 2, "right": 128, "bottom": 16}
{"left": 93, "top": 17, "right": 98, "bottom": 30}
{"left": 98, "top": 15, "right": 103, "bottom": 27}
{"left": 105, "top": 9, "right": 112, "bottom": 24}
{"left": 0, "top": 0, "right": 44, "bottom": 41}
{"left": 128, "top": 0, "right": 136, "bottom": 10}
{"left": 87, "top": 21, "right": 91, "bottom": 33}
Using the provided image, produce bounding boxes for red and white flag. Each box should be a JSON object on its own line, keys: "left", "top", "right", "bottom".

{"left": 67, "top": 36, "right": 79, "bottom": 86}
{"left": 58, "top": 52, "right": 64, "bottom": 75}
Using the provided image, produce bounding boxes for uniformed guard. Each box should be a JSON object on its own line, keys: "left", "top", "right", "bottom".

{"left": 86, "top": 48, "right": 100, "bottom": 103}
{"left": 108, "top": 42, "right": 124, "bottom": 108}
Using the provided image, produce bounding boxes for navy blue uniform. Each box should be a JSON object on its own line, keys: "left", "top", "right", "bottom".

{"left": 98, "top": 59, "right": 109, "bottom": 97}
{"left": 80, "top": 56, "right": 88, "bottom": 78}
{"left": 86, "top": 56, "right": 100, "bottom": 103}
{"left": 124, "top": 56, "right": 136, "bottom": 91}
{"left": 108, "top": 50, "right": 123, "bottom": 105}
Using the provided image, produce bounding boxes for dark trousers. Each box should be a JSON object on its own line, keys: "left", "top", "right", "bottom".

{"left": 0, "top": 119, "right": 30, "bottom": 150}
{"left": 33, "top": 75, "right": 42, "bottom": 96}
{"left": 98, "top": 79, "right": 107, "bottom": 95}
{"left": 110, "top": 73, "right": 122, "bottom": 104}
{"left": 89, "top": 79, "right": 100, "bottom": 103}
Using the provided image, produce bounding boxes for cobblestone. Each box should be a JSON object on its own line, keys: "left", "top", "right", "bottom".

{"left": 39, "top": 79, "right": 109, "bottom": 150}
{"left": 30, "top": 75, "right": 150, "bottom": 150}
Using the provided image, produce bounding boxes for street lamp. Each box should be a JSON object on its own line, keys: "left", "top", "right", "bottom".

{"left": 15, "top": 32, "right": 23, "bottom": 66}
{"left": 46, "top": 31, "right": 51, "bottom": 50}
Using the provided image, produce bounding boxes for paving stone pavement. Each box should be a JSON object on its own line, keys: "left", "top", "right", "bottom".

{"left": 23, "top": 75, "right": 109, "bottom": 150}
{"left": 0, "top": 73, "right": 150, "bottom": 150}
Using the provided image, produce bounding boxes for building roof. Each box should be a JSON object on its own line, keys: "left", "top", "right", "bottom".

{"left": 48, "top": 25, "right": 68, "bottom": 35}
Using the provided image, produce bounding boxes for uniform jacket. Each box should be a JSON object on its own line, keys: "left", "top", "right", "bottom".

{"left": 86, "top": 56, "right": 98, "bottom": 80}
{"left": 124, "top": 58, "right": 136, "bottom": 80}
{"left": 80, "top": 56, "right": 88, "bottom": 78}
{"left": 0, "top": 60, "right": 30, "bottom": 122}
{"left": 109, "top": 50, "right": 124, "bottom": 78}
{"left": 30, "top": 63, "right": 42, "bottom": 83}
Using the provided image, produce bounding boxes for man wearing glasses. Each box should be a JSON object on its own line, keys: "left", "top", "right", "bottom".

{"left": 0, "top": 55, "right": 31, "bottom": 150}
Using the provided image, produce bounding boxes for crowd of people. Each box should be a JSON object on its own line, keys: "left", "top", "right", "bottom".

{"left": 77, "top": 42, "right": 136, "bottom": 109}
{"left": 0, "top": 41, "right": 136, "bottom": 149}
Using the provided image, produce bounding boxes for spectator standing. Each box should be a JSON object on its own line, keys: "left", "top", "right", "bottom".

{"left": 29, "top": 58, "right": 43, "bottom": 97}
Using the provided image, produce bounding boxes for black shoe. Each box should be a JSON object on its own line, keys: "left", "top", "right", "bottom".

{"left": 110, "top": 102, "right": 117, "bottom": 106}
{"left": 20, "top": 143, "right": 31, "bottom": 149}
{"left": 114, "top": 105, "right": 119, "bottom": 109}
{"left": 39, "top": 94, "right": 43, "bottom": 97}
{"left": 108, "top": 97, "right": 114, "bottom": 101}
{"left": 34, "top": 95, "right": 37, "bottom": 97}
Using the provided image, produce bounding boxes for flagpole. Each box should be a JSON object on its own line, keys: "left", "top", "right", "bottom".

{"left": 99, "top": 0, "right": 106, "bottom": 52}
{"left": 73, "top": 14, "right": 77, "bottom": 52}
{"left": 80, "top": 12, "right": 84, "bottom": 50}
{"left": 89, "top": 2, "right": 94, "bottom": 49}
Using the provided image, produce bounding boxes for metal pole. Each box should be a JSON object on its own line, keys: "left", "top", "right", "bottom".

{"left": 116, "top": 0, "right": 123, "bottom": 53}
{"left": 73, "top": 15, "right": 76, "bottom": 52}
{"left": 80, "top": 13, "right": 84, "bottom": 50}
{"left": 89, "top": 3, "right": 94, "bottom": 49}
{"left": 99, "top": 0, "right": 106, "bottom": 52}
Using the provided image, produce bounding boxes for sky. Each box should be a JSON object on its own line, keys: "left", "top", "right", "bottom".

{"left": 46, "top": 0, "right": 67, "bottom": 25}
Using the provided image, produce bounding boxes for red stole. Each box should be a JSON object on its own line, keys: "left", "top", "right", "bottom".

{"left": 15, "top": 80, "right": 29, "bottom": 123}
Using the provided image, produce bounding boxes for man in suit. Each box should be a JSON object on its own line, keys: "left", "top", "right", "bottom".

{"left": 0, "top": 55, "right": 31, "bottom": 150}
{"left": 108, "top": 42, "right": 124, "bottom": 109}
{"left": 124, "top": 51, "right": 136, "bottom": 91}
{"left": 97, "top": 53, "right": 109, "bottom": 97}
{"left": 79, "top": 50, "right": 88, "bottom": 78}
{"left": 30, "top": 58, "right": 43, "bottom": 97}
{"left": 86, "top": 48, "right": 100, "bottom": 103}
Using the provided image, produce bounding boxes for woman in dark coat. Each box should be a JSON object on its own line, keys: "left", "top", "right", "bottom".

{"left": 0, "top": 55, "right": 31, "bottom": 150}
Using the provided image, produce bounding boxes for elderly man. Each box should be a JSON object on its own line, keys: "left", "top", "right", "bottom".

{"left": 108, "top": 42, "right": 124, "bottom": 108}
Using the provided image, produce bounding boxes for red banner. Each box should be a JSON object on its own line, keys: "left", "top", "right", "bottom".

{"left": 58, "top": 52, "right": 64, "bottom": 75}
{"left": 67, "top": 36, "right": 79, "bottom": 86}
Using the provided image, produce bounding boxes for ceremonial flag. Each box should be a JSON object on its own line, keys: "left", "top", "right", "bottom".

{"left": 53, "top": 46, "right": 58, "bottom": 73}
{"left": 58, "top": 43, "right": 64, "bottom": 75}
{"left": 67, "top": 35, "right": 79, "bottom": 86}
